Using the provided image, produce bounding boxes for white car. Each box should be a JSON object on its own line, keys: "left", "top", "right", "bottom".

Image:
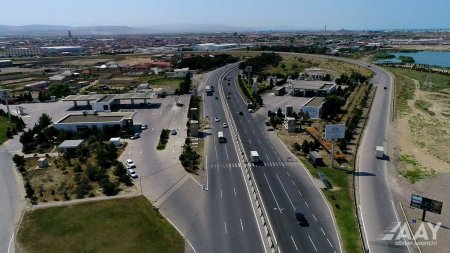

{"left": 223, "top": 123, "right": 228, "bottom": 128}
{"left": 248, "top": 109, "right": 253, "bottom": 113}
{"left": 141, "top": 124, "right": 148, "bottom": 130}
{"left": 126, "top": 159, "right": 135, "bottom": 168}
{"left": 128, "top": 168, "right": 138, "bottom": 179}
{"left": 214, "top": 117, "right": 220, "bottom": 122}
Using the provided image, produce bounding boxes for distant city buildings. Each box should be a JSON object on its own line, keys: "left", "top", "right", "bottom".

{"left": 192, "top": 43, "right": 238, "bottom": 51}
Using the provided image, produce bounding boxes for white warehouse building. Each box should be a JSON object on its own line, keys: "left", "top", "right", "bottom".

{"left": 5, "top": 47, "right": 41, "bottom": 57}
{"left": 53, "top": 111, "right": 135, "bottom": 132}
{"left": 192, "top": 43, "right": 238, "bottom": 51}
{"left": 301, "top": 97, "right": 325, "bottom": 119}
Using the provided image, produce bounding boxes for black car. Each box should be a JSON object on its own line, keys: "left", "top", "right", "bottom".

{"left": 238, "top": 111, "right": 243, "bottom": 115}
{"left": 295, "top": 212, "right": 309, "bottom": 226}
{"left": 384, "top": 86, "right": 387, "bottom": 89}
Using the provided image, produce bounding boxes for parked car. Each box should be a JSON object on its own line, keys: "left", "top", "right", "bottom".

{"left": 128, "top": 168, "right": 138, "bottom": 179}
{"left": 227, "top": 96, "right": 231, "bottom": 99}
{"left": 171, "top": 129, "right": 177, "bottom": 135}
{"left": 130, "top": 133, "right": 140, "bottom": 139}
{"left": 248, "top": 109, "right": 253, "bottom": 113}
{"left": 214, "top": 117, "right": 220, "bottom": 122}
{"left": 384, "top": 86, "right": 387, "bottom": 89}
{"left": 295, "top": 212, "right": 309, "bottom": 226}
{"left": 126, "top": 159, "right": 135, "bottom": 168}
{"left": 223, "top": 123, "right": 228, "bottom": 128}
{"left": 238, "top": 111, "right": 243, "bottom": 115}
{"left": 141, "top": 124, "right": 148, "bottom": 130}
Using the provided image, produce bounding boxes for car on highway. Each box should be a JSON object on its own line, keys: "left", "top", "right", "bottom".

{"left": 248, "top": 109, "right": 253, "bottom": 113}
{"left": 130, "top": 133, "right": 140, "bottom": 139}
{"left": 384, "top": 86, "right": 387, "bottom": 89}
{"left": 215, "top": 96, "right": 218, "bottom": 99}
{"left": 128, "top": 168, "right": 138, "bottom": 179}
{"left": 214, "top": 117, "right": 220, "bottom": 122}
{"left": 227, "top": 96, "right": 231, "bottom": 99}
{"left": 141, "top": 124, "right": 148, "bottom": 130}
{"left": 126, "top": 159, "right": 136, "bottom": 168}
{"left": 223, "top": 123, "right": 228, "bottom": 128}
{"left": 295, "top": 212, "right": 309, "bottom": 226}
{"left": 171, "top": 129, "right": 177, "bottom": 135}
{"left": 238, "top": 111, "right": 243, "bottom": 115}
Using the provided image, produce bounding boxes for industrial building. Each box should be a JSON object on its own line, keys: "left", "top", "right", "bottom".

{"left": 301, "top": 97, "right": 325, "bottom": 119}
{"left": 192, "top": 43, "right": 238, "bottom": 51}
{"left": 40, "top": 46, "right": 84, "bottom": 55}
{"left": 166, "top": 67, "right": 189, "bottom": 78}
{"left": 53, "top": 111, "right": 135, "bottom": 132}
{"left": 62, "top": 92, "right": 155, "bottom": 112}
{"left": 24, "top": 81, "right": 49, "bottom": 91}
{"left": 288, "top": 80, "right": 336, "bottom": 97}
{"left": 0, "top": 59, "right": 13, "bottom": 67}
{"left": 5, "top": 47, "right": 41, "bottom": 57}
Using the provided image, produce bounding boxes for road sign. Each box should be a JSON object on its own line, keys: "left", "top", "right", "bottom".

{"left": 325, "top": 124, "right": 345, "bottom": 139}
{"left": 410, "top": 194, "right": 443, "bottom": 221}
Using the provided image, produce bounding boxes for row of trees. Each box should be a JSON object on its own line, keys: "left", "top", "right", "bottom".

{"left": 176, "top": 54, "right": 238, "bottom": 70}
{"left": 179, "top": 145, "right": 200, "bottom": 173}
{"left": 176, "top": 73, "right": 192, "bottom": 95}
{"left": 238, "top": 53, "right": 282, "bottom": 74}
{"left": 292, "top": 139, "right": 322, "bottom": 154}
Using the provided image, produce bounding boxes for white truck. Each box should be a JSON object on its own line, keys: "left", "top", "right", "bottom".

{"left": 250, "top": 151, "right": 260, "bottom": 163}
{"left": 376, "top": 146, "right": 384, "bottom": 159}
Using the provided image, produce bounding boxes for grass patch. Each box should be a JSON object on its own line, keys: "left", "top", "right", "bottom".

{"left": 372, "top": 51, "right": 395, "bottom": 60}
{"left": 147, "top": 75, "right": 183, "bottom": 87}
{"left": 300, "top": 158, "right": 362, "bottom": 253}
{"left": 399, "top": 153, "right": 437, "bottom": 183}
{"left": 414, "top": 100, "right": 435, "bottom": 115}
{"left": 0, "top": 115, "right": 15, "bottom": 144}
{"left": 17, "top": 196, "right": 184, "bottom": 253}
{"left": 387, "top": 69, "right": 416, "bottom": 116}
{"left": 387, "top": 67, "right": 450, "bottom": 92}
{"left": 263, "top": 57, "right": 315, "bottom": 76}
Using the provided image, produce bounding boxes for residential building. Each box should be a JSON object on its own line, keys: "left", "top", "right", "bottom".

{"left": 24, "top": 81, "right": 49, "bottom": 91}
{"left": 166, "top": 67, "right": 189, "bottom": 78}
{"left": 40, "top": 46, "right": 84, "bottom": 55}
{"left": 5, "top": 47, "right": 41, "bottom": 57}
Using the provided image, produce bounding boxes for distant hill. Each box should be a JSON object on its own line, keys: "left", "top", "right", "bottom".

{"left": 0, "top": 24, "right": 257, "bottom": 36}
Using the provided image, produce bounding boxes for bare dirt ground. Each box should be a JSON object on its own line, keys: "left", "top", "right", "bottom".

{"left": 389, "top": 74, "right": 450, "bottom": 253}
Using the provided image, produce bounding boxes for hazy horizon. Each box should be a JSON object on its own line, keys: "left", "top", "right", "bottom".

{"left": 2, "top": 0, "right": 450, "bottom": 30}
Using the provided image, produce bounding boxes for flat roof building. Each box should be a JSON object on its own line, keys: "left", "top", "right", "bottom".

{"left": 54, "top": 111, "right": 135, "bottom": 132}
{"left": 301, "top": 97, "right": 325, "bottom": 119}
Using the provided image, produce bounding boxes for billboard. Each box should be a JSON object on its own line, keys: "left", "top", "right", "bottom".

{"left": 325, "top": 124, "right": 345, "bottom": 139}
{"left": 410, "top": 194, "right": 443, "bottom": 214}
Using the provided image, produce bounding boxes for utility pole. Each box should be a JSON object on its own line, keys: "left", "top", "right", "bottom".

{"left": 1, "top": 89, "right": 12, "bottom": 121}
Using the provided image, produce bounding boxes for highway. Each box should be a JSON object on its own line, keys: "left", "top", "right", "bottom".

{"left": 356, "top": 64, "right": 410, "bottom": 253}
{"left": 219, "top": 66, "right": 341, "bottom": 253}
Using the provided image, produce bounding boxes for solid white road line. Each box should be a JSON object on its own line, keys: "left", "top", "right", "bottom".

{"left": 8, "top": 232, "right": 14, "bottom": 253}
{"left": 215, "top": 145, "right": 218, "bottom": 160}
{"left": 321, "top": 227, "right": 326, "bottom": 236}
{"left": 225, "top": 145, "right": 230, "bottom": 160}
{"left": 221, "top": 190, "right": 223, "bottom": 199}
{"left": 240, "top": 218, "right": 244, "bottom": 231}
{"left": 312, "top": 213, "right": 318, "bottom": 221}
{"left": 304, "top": 201, "right": 309, "bottom": 208}
{"left": 234, "top": 187, "right": 237, "bottom": 196}
{"left": 287, "top": 172, "right": 291, "bottom": 177}
{"left": 166, "top": 218, "right": 197, "bottom": 253}
{"left": 224, "top": 222, "right": 228, "bottom": 234}
{"left": 308, "top": 235, "right": 318, "bottom": 252}
{"left": 275, "top": 173, "right": 296, "bottom": 211}
{"left": 264, "top": 173, "right": 283, "bottom": 214}
{"left": 291, "top": 235, "right": 299, "bottom": 251}
{"left": 298, "top": 190, "right": 302, "bottom": 196}
{"left": 327, "top": 238, "right": 333, "bottom": 248}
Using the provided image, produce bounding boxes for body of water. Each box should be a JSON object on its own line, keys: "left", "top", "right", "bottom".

{"left": 376, "top": 51, "right": 450, "bottom": 67}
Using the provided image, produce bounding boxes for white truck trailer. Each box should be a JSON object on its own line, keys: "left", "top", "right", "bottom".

{"left": 376, "top": 146, "right": 384, "bottom": 159}
{"left": 250, "top": 151, "right": 259, "bottom": 163}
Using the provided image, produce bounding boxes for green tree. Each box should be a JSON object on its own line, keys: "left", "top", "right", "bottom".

{"left": 321, "top": 95, "right": 344, "bottom": 119}
{"left": 6, "top": 127, "right": 12, "bottom": 139}
{"left": 25, "top": 181, "right": 35, "bottom": 199}
{"left": 48, "top": 83, "right": 72, "bottom": 98}
{"left": 37, "top": 113, "right": 52, "bottom": 129}
{"left": 301, "top": 140, "right": 310, "bottom": 154}
{"left": 12, "top": 154, "right": 25, "bottom": 167}
{"left": 100, "top": 178, "right": 118, "bottom": 196}
{"left": 292, "top": 142, "right": 300, "bottom": 151}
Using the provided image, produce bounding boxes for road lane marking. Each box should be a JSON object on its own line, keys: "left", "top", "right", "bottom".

{"left": 224, "top": 222, "right": 227, "bottom": 234}
{"left": 225, "top": 145, "right": 230, "bottom": 160}
{"left": 166, "top": 218, "right": 197, "bottom": 253}
{"left": 248, "top": 139, "right": 251, "bottom": 144}
{"left": 8, "top": 232, "right": 14, "bottom": 253}
{"left": 321, "top": 227, "right": 326, "bottom": 236}
{"left": 312, "top": 213, "right": 317, "bottom": 221}
{"left": 291, "top": 235, "right": 299, "bottom": 251}
{"left": 234, "top": 187, "right": 237, "bottom": 196}
{"left": 304, "top": 201, "right": 309, "bottom": 208}
{"left": 240, "top": 218, "right": 244, "bottom": 231}
{"left": 221, "top": 190, "right": 223, "bottom": 199}
{"left": 265, "top": 154, "right": 270, "bottom": 160}
{"left": 275, "top": 173, "right": 296, "bottom": 211}
{"left": 287, "top": 172, "right": 290, "bottom": 177}
{"left": 308, "top": 235, "right": 318, "bottom": 252}
{"left": 214, "top": 145, "right": 218, "bottom": 159}
{"left": 292, "top": 180, "right": 296, "bottom": 186}
{"left": 327, "top": 238, "right": 333, "bottom": 248}
{"left": 298, "top": 190, "right": 302, "bottom": 196}
{"left": 140, "top": 150, "right": 142, "bottom": 155}
{"left": 264, "top": 173, "right": 283, "bottom": 214}
{"left": 277, "top": 156, "right": 282, "bottom": 162}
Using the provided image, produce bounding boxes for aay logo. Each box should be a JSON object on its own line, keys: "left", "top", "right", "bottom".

{"left": 378, "top": 222, "right": 441, "bottom": 246}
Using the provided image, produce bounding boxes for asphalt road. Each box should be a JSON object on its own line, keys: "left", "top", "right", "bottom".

{"left": 356, "top": 64, "right": 410, "bottom": 253}
{"left": 223, "top": 67, "right": 341, "bottom": 253}
{"left": 156, "top": 65, "right": 266, "bottom": 253}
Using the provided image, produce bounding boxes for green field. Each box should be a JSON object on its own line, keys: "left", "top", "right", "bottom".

{"left": 300, "top": 158, "right": 362, "bottom": 253}
{"left": 0, "top": 116, "right": 14, "bottom": 144}
{"left": 386, "top": 67, "right": 450, "bottom": 92}
{"left": 18, "top": 196, "right": 184, "bottom": 253}
{"left": 147, "top": 75, "right": 183, "bottom": 87}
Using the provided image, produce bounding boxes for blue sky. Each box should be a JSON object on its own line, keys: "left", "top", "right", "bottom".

{"left": 2, "top": 0, "right": 449, "bottom": 29}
